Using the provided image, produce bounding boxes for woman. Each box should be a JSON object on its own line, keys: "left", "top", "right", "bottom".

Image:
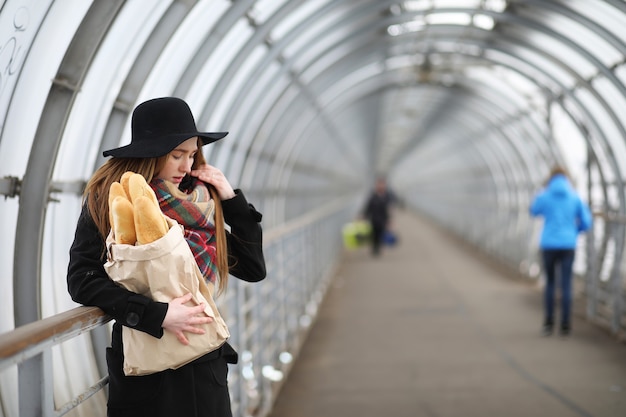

{"left": 530, "top": 166, "right": 592, "bottom": 337}
{"left": 67, "top": 97, "right": 266, "bottom": 416}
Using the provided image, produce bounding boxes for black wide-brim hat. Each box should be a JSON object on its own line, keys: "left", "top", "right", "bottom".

{"left": 102, "top": 97, "right": 228, "bottom": 158}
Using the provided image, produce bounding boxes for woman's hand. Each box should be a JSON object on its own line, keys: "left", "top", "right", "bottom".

{"left": 162, "top": 293, "right": 214, "bottom": 345}
{"left": 191, "top": 164, "right": 236, "bottom": 200}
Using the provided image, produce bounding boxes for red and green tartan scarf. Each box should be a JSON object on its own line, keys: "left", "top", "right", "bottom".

{"left": 150, "top": 178, "right": 219, "bottom": 284}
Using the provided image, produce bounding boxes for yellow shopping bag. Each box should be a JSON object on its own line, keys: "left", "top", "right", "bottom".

{"left": 342, "top": 220, "right": 372, "bottom": 249}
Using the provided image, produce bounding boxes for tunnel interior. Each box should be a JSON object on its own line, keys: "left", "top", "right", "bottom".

{"left": 1, "top": 1, "right": 625, "bottom": 416}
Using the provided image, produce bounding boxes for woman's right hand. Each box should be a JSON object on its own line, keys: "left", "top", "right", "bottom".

{"left": 162, "top": 293, "right": 214, "bottom": 345}
{"left": 190, "top": 164, "right": 236, "bottom": 200}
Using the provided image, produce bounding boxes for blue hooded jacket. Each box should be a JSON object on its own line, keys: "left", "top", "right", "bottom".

{"left": 530, "top": 174, "right": 592, "bottom": 249}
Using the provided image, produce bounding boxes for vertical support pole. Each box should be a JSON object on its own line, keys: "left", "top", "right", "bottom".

{"left": 610, "top": 219, "right": 625, "bottom": 334}
{"left": 18, "top": 351, "right": 53, "bottom": 417}
{"left": 586, "top": 143, "right": 597, "bottom": 320}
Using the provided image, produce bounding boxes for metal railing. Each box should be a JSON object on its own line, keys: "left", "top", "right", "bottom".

{"left": 585, "top": 211, "right": 626, "bottom": 340}
{"left": 0, "top": 307, "right": 111, "bottom": 416}
{"left": 0, "top": 196, "right": 356, "bottom": 417}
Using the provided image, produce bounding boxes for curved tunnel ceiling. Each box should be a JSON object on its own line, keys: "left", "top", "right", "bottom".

{"left": 0, "top": 0, "right": 625, "bottom": 343}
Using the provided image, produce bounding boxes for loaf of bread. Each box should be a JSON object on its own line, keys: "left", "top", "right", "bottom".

{"left": 108, "top": 181, "right": 131, "bottom": 239}
{"left": 108, "top": 171, "right": 169, "bottom": 245}
{"left": 128, "top": 173, "right": 168, "bottom": 232}
{"left": 111, "top": 196, "right": 137, "bottom": 244}
{"left": 128, "top": 174, "right": 157, "bottom": 204}
{"left": 134, "top": 195, "right": 169, "bottom": 244}
{"left": 120, "top": 171, "right": 133, "bottom": 200}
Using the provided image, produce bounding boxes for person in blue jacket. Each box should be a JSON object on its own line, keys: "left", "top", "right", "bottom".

{"left": 530, "top": 166, "right": 592, "bottom": 336}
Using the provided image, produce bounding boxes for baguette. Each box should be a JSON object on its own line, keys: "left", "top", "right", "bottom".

{"left": 128, "top": 174, "right": 158, "bottom": 205}
{"left": 134, "top": 195, "right": 169, "bottom": 244}
{"left": 120, "top": 171, "right": 133, "bottom": 200}
{"left": 111, "top": 196, "right": 137, "bottom": 244}
{"left": 128, "top": 173, "right": 168, "bottom": 231}
{"left": 108, "top": 181, "right": 130, "bottom": 232}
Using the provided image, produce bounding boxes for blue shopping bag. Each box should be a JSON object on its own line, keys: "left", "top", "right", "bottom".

{"left": 383, "top": 229, "right": 398, "bottom": 246}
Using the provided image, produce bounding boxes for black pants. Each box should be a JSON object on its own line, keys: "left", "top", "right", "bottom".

{"left": 371, "top": 223, "right": 385, "bottom": 255}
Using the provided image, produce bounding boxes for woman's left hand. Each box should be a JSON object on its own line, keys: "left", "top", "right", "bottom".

{"left": 191, "top": 164, "right": 236, "bottom": 200}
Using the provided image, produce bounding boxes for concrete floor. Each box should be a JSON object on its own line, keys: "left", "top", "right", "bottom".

{"left": 267, "top": 211, "right": 626, "bottom": 417}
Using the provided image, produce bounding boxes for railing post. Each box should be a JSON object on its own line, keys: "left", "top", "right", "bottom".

{"left": 586, "top": 215, "right": 597, "bottom": 320}
{"left": 19, "top": 350, "right": 54, "bottom": 417}
{"left": 610, "top": 219, "right": 625, "bottom": 335}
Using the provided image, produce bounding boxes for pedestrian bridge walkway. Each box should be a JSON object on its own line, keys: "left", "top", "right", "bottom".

{"left": 268, "top": 211, "right": 626, "bottom": 417}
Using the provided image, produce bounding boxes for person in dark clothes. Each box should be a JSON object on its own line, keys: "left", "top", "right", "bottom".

{"left": 530, "top": 166, "right": 592, "bottom": 337}
{"left": 67, "top": 97, "right": 266, "bottom": 417}
{"left": 363, "top": 176, "right": 397, "bottom": 256}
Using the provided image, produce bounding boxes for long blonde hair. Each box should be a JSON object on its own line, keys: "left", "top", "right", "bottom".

{"left": 84, "top": 140, "right": 229, "bottom": 294}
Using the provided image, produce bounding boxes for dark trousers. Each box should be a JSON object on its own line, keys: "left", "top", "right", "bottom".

{"left": 541, "top": 249, "right": 575, "bottom": 329}
{"left": 370, "top": 222, "right": 385, "bottom": 255}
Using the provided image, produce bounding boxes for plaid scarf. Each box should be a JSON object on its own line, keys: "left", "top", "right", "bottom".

{"left": 150, "top": 178, "right": 219, "bottom": 284}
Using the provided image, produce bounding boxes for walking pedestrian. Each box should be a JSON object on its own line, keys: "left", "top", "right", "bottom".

{"left": 363, "top": 176, "right": 397, "bottom": 256}
{"left": 530, "top": 166, "right": 592, "bottom": 336}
